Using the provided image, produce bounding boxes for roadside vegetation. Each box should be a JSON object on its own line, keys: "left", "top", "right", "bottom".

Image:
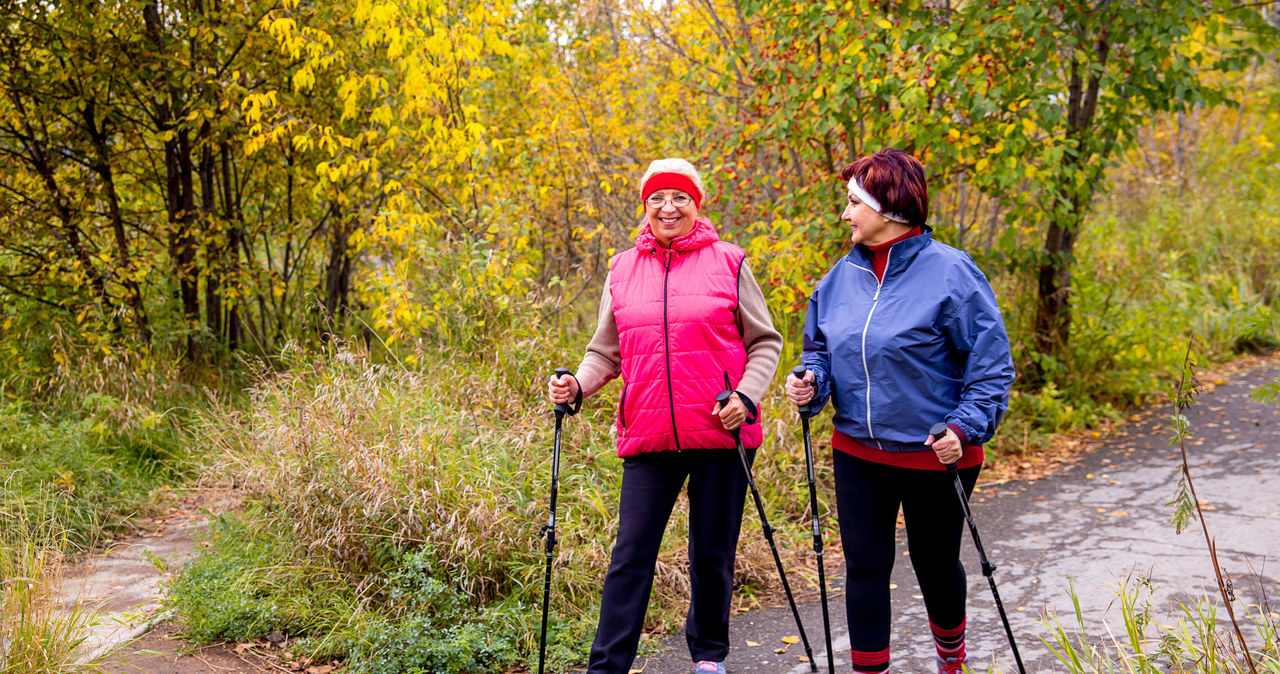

{"left": 1041, "top": 345, "right": 1280, "bottom": 673}
{"left": 0, "top": 353, "right": 203, "bottom": 671}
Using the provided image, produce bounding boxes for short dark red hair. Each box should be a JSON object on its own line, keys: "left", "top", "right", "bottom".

{"left": 840, "top": 148, "right": 929, "bottom": 227}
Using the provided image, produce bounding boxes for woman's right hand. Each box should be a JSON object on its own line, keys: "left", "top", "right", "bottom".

{"left": 547, "top": 372, "right": 579, "bottom": 405}
{"left": 785, "top": 370, "right": 815, "bottom": 406}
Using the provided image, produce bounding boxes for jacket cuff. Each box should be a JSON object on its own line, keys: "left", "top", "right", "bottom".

{"left": 734, "top": 390, "right": 760, "bottom": 424}
{"left": 948, "top": 418, "right": 981, "bottom": 447}
{"left": 570, "top": 375, "right": 584, "bottom": 409}
{"left": 811, "top": 368, "right": 832, "bottom": 410}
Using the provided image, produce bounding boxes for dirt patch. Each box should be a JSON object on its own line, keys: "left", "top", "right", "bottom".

{"left": 102, "top": 622, "right": 274, "bottom": 673}
{"left": 103, "top": 622, "right": 346, "bottom": 674}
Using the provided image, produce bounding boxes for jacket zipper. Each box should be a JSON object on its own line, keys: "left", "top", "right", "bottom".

{"left": 662, "top": 250, "right": 681, "bottom": 450}
{"left": 854, "top": 246, "right": 892, "bottom": 449}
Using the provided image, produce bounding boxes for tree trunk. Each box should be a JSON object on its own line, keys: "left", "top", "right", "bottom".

{"left": 200, "top": 126, "right": 223, "bottom": 346}
{"left": 1028, "top": 26, "right": 1110, "bottom": 383}
{"left": 82, "top": 99, "right": 153, "bottom": 343}
{"left": 145, "top": 1, "right": 202, "bottom": 361}
{"left": 220, "top": 141, "right": 243, "bottom": 350}
{"left": 322, "top": 208, "right": 353, "bottom": 339}
{"left": 1032, "top": 210, "right": 1080, "bottom": 361}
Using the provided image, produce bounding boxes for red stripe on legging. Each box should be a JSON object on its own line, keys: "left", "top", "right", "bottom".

{"left": 850, "top": 647, "right": 891, "bottom": 666}
{"left": 930, "top": 617, "right": 967, "bottom": 639}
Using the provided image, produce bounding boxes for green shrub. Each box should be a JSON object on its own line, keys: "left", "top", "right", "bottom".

{"left": 345, "top": 614, "right": 521, "bottom": 674}
{"left": 166, "top": 512, "right": 361, "bottom": 644}
{"left": 0, "top": 397, "right": 189, "bottom": 549}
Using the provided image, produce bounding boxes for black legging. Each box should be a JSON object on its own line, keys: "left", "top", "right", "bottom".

{"left": 586, "top": 447, "right": 755, "bottom": 673}
{"left": 834, "top": 450, "right": 980, "bottom": 667}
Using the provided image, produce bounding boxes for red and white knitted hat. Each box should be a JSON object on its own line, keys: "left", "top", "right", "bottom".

{"left": 640, "top": 158, "right": 705, "bottom": 208}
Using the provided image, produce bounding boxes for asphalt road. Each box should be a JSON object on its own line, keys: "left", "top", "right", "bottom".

{"left": 635, "top": 358, "right": 1280, "bottom": 673}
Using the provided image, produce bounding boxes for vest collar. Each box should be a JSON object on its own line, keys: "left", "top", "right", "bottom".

{"left": 636, "top": 217, "right": 720, "bottom": 254}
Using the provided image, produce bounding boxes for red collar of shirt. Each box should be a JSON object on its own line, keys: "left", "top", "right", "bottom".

{"left": 868, "top": 226, "right": 922, "bottom": 282}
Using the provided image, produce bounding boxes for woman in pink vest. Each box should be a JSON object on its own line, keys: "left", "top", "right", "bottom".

{"left": 547, "top": 158, "right": 782, "bottom": 674}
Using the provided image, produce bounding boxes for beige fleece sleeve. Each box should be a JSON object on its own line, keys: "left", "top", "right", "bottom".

{"left": 734, "top": 260, "right": 783, "bottom": 406}
{"left": 573, "top": 275, "right": 622, "bottom": 400}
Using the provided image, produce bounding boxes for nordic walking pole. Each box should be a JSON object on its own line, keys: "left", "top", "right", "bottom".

{"left": 717, "top": 388, "right": 818, "bottom": 672}
{"left": 539, "top": 367, "right": 577, "bottom": 674}
{"left": 791, "top": 366, "right": 835, "bottom": 674}
{"left": 930, "top": 422, "right": 1026, "bottom": 674}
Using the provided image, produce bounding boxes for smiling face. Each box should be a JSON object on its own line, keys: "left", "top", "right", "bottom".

{"left": 842, "top": 190, "right": 908, "bottom": 247}
{"left": 645, "top": 189, "right": 699, "bottom": 247}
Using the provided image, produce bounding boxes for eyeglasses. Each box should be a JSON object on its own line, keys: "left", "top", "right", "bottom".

{"left": 646, "top": 194, "right": 693, "bottom": 208}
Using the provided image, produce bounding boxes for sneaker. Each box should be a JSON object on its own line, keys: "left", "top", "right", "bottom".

{"left": 695, "top": 661, "right": 726, "bottom": 674}
{"left": 936, "top": 655, "right": 968, "bottom": 673}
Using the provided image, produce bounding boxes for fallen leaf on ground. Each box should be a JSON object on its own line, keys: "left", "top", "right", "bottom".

{"left": 775, "top": 647, "right": 787, "bottom": 654}
{"left": 782, "top": 636, "right": 800, "bottom": 644}
{"left": 747, "top": 641, "right": 760, "bottom": 647}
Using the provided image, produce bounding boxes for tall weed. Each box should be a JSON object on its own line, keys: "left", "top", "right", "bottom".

{"left": 1040, "top": 344, "right": 1280, "bottom": 672}
{"left": 180, "top": 335, "right": 785, "bottom": 669}
{"left": 0, "top": 496, "right": 104, "bottom": 672}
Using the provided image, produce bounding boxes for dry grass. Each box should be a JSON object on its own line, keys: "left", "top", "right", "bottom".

{"left": 0, "top": 497, "right": 104, "bottom": 673}
{"left": 190, "top": 337, "right": 798, "bottom": 642}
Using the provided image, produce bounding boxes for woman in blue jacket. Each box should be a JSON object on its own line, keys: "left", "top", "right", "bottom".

{"left": 785, "top": 148, "right": 1015, "bottom": 674}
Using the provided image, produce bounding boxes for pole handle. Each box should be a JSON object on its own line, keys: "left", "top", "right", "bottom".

{"left": 715, "top": 390, "right": 744, "bottom": 441}
{"left": 553, "top": 367, "right": 579, "bottom": 417}
{"left": 929, "top": 421, "right": 959, "bottom": 473}
{"left": 791, "top": 365, "right": 816, "bottom": 418}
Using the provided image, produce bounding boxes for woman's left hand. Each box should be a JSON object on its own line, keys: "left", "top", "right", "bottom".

{"left": 924, "top": 427, "right": 963, "bottom": 465}
{"left": 712, "top": 392, "right": 748, "bottom": 431}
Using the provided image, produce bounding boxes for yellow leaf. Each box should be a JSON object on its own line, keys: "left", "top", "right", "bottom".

{"left": 875, "top": 18, "right": 893, "bottom": 30}
{"left": 782, "top": 636, "right": 800, "bottom": 644}
{"left": 746, "top": 641, "right": 761, "bottom": 647}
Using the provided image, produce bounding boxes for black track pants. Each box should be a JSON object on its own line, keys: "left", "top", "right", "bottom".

{"left": 586, "top": 447, "right": 755, "bottom": 674}
{"left": 833, "top": 450, "right": 980, "bottom": 659}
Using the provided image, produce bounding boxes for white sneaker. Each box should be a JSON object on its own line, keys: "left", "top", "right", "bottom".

{"left": 695, "top": 661, "right": 726, "bottom": 674}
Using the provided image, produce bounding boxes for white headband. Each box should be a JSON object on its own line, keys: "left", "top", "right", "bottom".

{"left": 847, "top": 176, "right": 909, "bottom": 224}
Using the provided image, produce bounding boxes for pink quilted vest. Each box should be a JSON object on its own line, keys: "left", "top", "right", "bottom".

{"left": 609, "top": 217, "right": 763, "bottom": 457}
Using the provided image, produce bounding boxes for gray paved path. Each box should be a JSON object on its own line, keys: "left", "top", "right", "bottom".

{"left": 636, "top": 358, "right": 1280, "bottom": 673}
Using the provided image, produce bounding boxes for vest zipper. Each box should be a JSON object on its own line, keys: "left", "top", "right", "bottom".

{"left": 662, "top": 249, "right": 681, "bottom": 450}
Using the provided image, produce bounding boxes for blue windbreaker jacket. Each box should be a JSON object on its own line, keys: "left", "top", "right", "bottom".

{"left": 802, "top": 229, "right": 1015, "bottom": 451}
